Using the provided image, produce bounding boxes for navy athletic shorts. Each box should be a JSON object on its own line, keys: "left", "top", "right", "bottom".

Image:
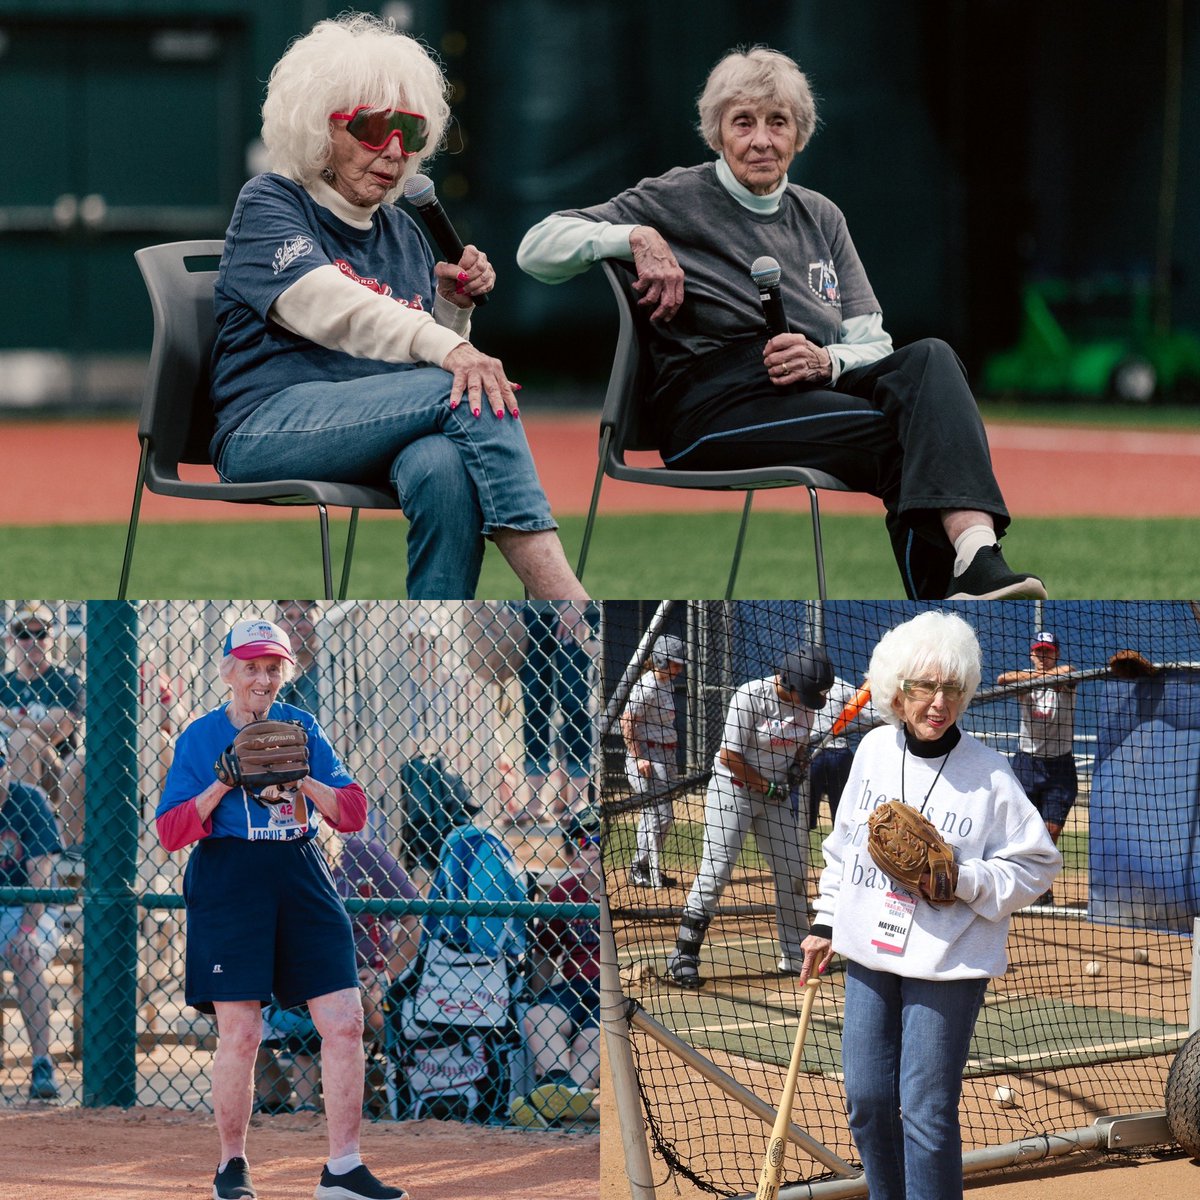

{"left": 182, "top": 836, "right": 358, "bottom": 1013}
{"left": 1012, "top": 750, "right": 1078, "bottom": 826}
{"left": 534, "top": 975, "right": 599, "bottom": 1033}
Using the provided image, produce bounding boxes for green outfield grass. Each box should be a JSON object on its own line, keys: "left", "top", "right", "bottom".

{"left": 2, "top": 512, "right": 1198, "bottom": 598}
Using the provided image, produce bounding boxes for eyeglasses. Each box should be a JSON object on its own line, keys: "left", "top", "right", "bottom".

{"left": 12, "top": 627, "right": 50, "bottom": 641}
{"left": 901, "top": 679, "right": 966, "bottom": 702}
{"left": 329, "top": 105, "right": 429, "bottom": 154}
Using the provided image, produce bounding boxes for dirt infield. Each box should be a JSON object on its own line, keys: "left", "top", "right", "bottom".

{"left": 0, "top": 1106, "right": 598, "bottom": 1200}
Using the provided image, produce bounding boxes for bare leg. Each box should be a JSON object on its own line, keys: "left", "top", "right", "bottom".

{"left": 308, "top": 988, "right": 366, "bottom": 1160}
{"left": 492, "top": 529, "right": 590, "bottom": 600}
{"left": 212, "top": 1001, "right": 263, "bottom": 1164}
{"left": 940, "top": 509, "right": 994, "bottom": 543}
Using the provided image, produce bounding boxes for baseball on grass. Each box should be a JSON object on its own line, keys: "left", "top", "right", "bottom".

{"left": 992, "top": 1086, "right": 1017, "bottom": 1107}
{"left": 1084, "top": 960, "right": 1102, "bottom": 976}
{"left": 1132, "top": 947, "right": 1150, "bottom": 965}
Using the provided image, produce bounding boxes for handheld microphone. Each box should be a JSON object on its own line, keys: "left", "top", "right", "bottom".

{"left": 402, "top": 174, "right": 488, "bottom": 305}
{"left": 750, "top": 255, "right": 787, "bottom": 337}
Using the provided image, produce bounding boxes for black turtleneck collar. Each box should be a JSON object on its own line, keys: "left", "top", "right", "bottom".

{"left": 903, "top": 723, "right": 962, "bottom": 758}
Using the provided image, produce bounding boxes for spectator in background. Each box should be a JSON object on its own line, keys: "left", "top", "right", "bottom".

{"left": 334, "top": 832, "right": 422, "bottom": 981}
{"left": 276, "top": 601, "right": 323, "bottom": 715}
{"left": 801, "top": 673, "right": 878, "bottom": 830}
{"left": 997, "top": 631, "right": 1077, "bottom": 907}
{"left": 511, "top": 809, "right": 600, "bottom": 1128}
{"left": 0, "top": 605, "right": 85, "bottom": 852}
{"left": 0, "top": 730, "right": 64, "bottom": 1101}
{"left": 517, "top": 603, "right": 597, "bottom": 823}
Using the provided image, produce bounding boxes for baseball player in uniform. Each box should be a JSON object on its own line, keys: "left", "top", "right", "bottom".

{"left": 622, "top": 634, "right": 686, "bottom": 889}
{"left": 156, "top": 616, "right": 405, "bottom": 1200}
{"left": 996, "top": 630, "right": 1077, "bottom": 906}
{"left": 666, "top": 647, "right": 833, "bottom": 987}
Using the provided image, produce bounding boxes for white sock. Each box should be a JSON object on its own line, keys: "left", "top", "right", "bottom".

{"left": 952, "top": 525, "right": 996, "bottom": 576}
{"left": 327, "top": 1153, "right": 363, "bottom": 1176}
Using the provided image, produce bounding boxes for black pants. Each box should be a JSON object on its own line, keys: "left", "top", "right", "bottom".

{"left": 658, "top": 338, "right": 1009, "bottom": 599}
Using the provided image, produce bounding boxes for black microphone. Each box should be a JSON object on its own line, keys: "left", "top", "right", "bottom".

{"left": 750, "top": 255, "right": 787, "bottom": 337}
{"left": 402, "top": 173, "right": 488, "bottom": 306}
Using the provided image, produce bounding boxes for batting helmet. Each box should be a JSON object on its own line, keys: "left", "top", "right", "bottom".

{"left": 651, "top": 635, "right": 686, "bottom": 671}
{"left": 778, "top": 646, "right": 834, "bottom": 709}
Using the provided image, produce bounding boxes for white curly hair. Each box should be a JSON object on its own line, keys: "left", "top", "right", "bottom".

{"left": 696, "top": 46, "right": 818, "bottom": 154}
{"left": 261, "top": 11, "right": 451, "bottom": 200}
{"left": 866, "top": 610, "right": 983, "bottom": 728}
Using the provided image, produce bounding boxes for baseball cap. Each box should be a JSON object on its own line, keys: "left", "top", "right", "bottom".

{"left": 223, "top": 617, "right": 296, "bottom": 664}
{"left": 651, "top": 634, "right": 686, "bottom": 668}
{"left": 778, "top": 646, "right": 834, "bottom": 709}
{"left": 10, "top": 603, "right": 55, "bottom": 634}
{"left": 1031, "top": 631, "right": 1060, "bottom": 651}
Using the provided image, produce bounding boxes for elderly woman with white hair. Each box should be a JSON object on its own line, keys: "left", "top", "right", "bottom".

{"left": 518, "top": 46, "right": 1045, "bottom": 600}
{"left": 212, "top": 12, "right": 587, "bottom": 602}
{"left": 156, "top": 616, "right": 403, "bottom": 1200}
{"left": 798, "top": 611, "right": 1061, "bottom": 1200}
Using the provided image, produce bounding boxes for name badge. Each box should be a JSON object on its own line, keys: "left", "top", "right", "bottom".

{"left": 870, "top": 889, "right": 917, "bottom": 955}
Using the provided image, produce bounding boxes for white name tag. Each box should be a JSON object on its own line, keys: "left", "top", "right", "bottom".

{"left": 871, "top": 888, "right": 917, "bottom": 955}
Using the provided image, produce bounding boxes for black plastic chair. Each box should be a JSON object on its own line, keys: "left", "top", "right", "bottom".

{"left": 576, "top": 260, "right": 855, "bottom": 600}
{"left": 118, "top": 239, "right": 400, "bottom": 600}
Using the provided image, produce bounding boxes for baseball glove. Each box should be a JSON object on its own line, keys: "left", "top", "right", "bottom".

{"left": 1107, "top": 649, "right": 1158, "bottom": 679}
{"left": 215, "top": 719, "right": 309, "bottom": 801}
{"left": 866, "top": 800, "right": 958, "bottom": 905}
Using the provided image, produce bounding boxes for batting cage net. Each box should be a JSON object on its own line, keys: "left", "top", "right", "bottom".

{"left": 0, "top": 600, "right": 599, "bottom": 1132}
{"left": 599, "top": 600, "right": 1200, "bottom": 1195}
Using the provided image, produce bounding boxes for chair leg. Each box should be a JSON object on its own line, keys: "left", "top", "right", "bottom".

{"left": 316, "top": 505, "right": 334, "bottom": 600}
{"left": 338, "top": 508, "right": 360, "bottom": 600}
{"left": 807, "top": 487, "right": 828, "bottom": 602}
{"left": 118, "top": 443, "right": 150, "bottom": 599}
{"left": 575, "top": 428, "right": 612, "bottom": 580}
{"left": 726, "top": 492, "right": 755, "bottom": 599}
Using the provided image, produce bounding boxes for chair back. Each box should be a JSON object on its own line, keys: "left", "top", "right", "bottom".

{"left": 134, "top": 239, "right": 225, "bottom": 467}
{"left": 598, "top": 260, "right": 660, "bottom": 458}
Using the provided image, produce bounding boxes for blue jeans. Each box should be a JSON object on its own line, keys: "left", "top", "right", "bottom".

{"left": 842, "top": 961, "right": 988, "bottom": 1200}
{"left": 216, "top": 367, "right": 557, "bottom": 599}
{"left": 519, "top": 606, "right": 595, "bottom": 777}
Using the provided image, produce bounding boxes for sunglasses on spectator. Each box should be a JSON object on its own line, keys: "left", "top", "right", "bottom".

{"left": 329, "top": 105, "right": 429, "bottom": 154}
{"left": 901, "top": 679, "right": 966, "bottom": 702}
{"left": 11, "top": 627, "right": 50, "bottom": 641}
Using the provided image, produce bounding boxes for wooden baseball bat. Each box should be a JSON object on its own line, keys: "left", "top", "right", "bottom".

{"left": 753, "top": 978, "right": 822, "bottom": 1200}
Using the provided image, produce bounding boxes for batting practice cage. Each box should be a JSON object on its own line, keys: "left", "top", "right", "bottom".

{"left": 598, "top": 601, "right": 1200, "bottom": 1198}
{"left": 0, "top": 600, "right": 599, "bottom": 1132}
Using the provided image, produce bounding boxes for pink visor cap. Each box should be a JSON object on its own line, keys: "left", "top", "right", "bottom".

{"left": 224, "top": 617, "right": 296, "bottom": 664}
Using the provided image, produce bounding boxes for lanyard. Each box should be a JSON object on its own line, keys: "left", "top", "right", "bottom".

{"left": 900, "top": 737, "right": 955, "bottom": 815}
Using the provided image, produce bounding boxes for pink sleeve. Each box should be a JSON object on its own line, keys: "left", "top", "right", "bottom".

{"left": 156, "top": 799, "right": 212, "bottom": 853}
{"left": 329, "top": 782, "right": 368, "bottom": 833}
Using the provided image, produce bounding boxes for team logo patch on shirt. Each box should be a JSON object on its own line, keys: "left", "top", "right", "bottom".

{"left": 272, "top": 235, "right": 314, "bottom": 275}
{"left": 807, "top": 259, "right": 840, "bottom": 305}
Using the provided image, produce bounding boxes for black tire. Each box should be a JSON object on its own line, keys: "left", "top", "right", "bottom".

{"left": 1166, "top": 1028, "right": 1200, "bottom": 1158}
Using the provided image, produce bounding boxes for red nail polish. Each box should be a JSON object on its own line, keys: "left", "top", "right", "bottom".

{"left": 511, "top": 408, "right": 520, "bottom": 418}
{"left": 449, "top": 400, "right": 459, "bottom": 409}
{"left": 472, "top": 408, "right": 480, "bottom": 417}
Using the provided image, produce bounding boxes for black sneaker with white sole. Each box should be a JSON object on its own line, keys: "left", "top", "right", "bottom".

{"left": 314, "top": 1163, "right": 408, "bottom": 1200}
{"left": 946, "top": 545, "right": 1047, "bottom": 600}
{"left": 629, "top": 864, "right": 679, "bottom": 889}
{"left": 213, "top": 1157, "right": 256, "bottom": 1200}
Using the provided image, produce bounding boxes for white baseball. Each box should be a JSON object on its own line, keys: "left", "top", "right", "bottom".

{"left": 992, "top": 1086, "right": 1016, "bottom": 1107}
{"left": 1084, "top": 960, "right": 1102, "bottom": 976}
{"left": 1132, "top": 948, "right": 1150, "bottom": 965}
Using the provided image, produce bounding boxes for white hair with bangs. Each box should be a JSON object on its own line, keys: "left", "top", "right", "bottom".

{"left": 261, "top": 11, "right": 451, "bottom": 199}
{"left": 697, "top": 45, "right": 818, "bottom": 153}
{"left": 866, "top": 610, "right": 983, "bottom": 727}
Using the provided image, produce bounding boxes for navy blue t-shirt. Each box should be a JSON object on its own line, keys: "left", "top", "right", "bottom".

{"left": 0, "top": 780, "right": 62, "bottom": 893}
{"left": 210, "top": 173, "right": 442, "bottom": 462}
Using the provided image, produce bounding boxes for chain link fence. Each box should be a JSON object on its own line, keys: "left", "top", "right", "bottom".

{"left": 0, "top": 600, "right": 599, "bottom": 1131}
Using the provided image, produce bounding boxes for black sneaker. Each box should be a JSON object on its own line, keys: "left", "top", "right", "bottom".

{"left": 213, "top": 1157, "right": 256, "bottom": 1200}
{"left": 314, "top": 1163, "right": 408, "bottom": 1200}
{"left": 629, "top": 864, "right": 679, "bottom": 889}
{"left": 946, "top": 545, "right": 1047, "bottom": 600}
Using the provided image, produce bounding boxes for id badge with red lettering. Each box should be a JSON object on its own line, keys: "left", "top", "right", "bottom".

{"left": 870, "top": 888, "right": 917, "bottom": 955}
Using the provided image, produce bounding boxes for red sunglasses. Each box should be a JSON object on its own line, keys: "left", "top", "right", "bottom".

{"left": 329, "top": 105, "right": 429, "bottom": 154}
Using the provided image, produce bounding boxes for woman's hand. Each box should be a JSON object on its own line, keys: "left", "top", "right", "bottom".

{"left": 630, "top": 226, "right": 685, "bottom": 322}
{"left": 443, "top": 343, "right": 520, "bottom": 417}
{"left": 798, "top": 934, "right": 835, "bottom": 984}
{"left": 764, "top": 333, "right": 833, "bottom": 386}
{"left": 435, "top": 244, "right": 495, "bottom": 308}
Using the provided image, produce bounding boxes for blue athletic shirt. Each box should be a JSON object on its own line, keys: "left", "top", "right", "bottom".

{"left": 157, "top": 702, "right": 354, "bottom": 842}
{"left": 210, "top": 172, "right": 441, "bottom": 463}
{"left": 0, "top": 780, "right": 62, "bottom": 895}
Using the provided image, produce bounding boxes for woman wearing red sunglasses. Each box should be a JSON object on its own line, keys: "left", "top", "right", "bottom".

{"left": 210, "top": 12, "right": 587, "bottom": 602}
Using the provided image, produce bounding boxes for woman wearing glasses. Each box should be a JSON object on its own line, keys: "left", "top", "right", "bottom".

{"left": 211, "top": 11, "right": 586, "bottom": 601}
{"left": 799, "top": 611, "right": 1061, "bottom": 1200}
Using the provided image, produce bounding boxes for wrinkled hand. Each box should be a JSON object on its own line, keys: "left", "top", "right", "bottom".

{"left": 435, "top": 244, "right": 495, "bottom": 308}
{"left": 764, "top": 333, "right": 833, "bottom": 386}
{"left": 443, "top": 343, "right": 520, "bottom": 417}
{"left": 630, "top": 226, "right": 685, "bottom": 322}
{"left": 798, "top": 934, "right": 834, "bottom": 985}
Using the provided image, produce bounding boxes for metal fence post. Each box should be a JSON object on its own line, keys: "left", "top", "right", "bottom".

{"left": 82, "top": 600, "right": 140, "bottom": 1107}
